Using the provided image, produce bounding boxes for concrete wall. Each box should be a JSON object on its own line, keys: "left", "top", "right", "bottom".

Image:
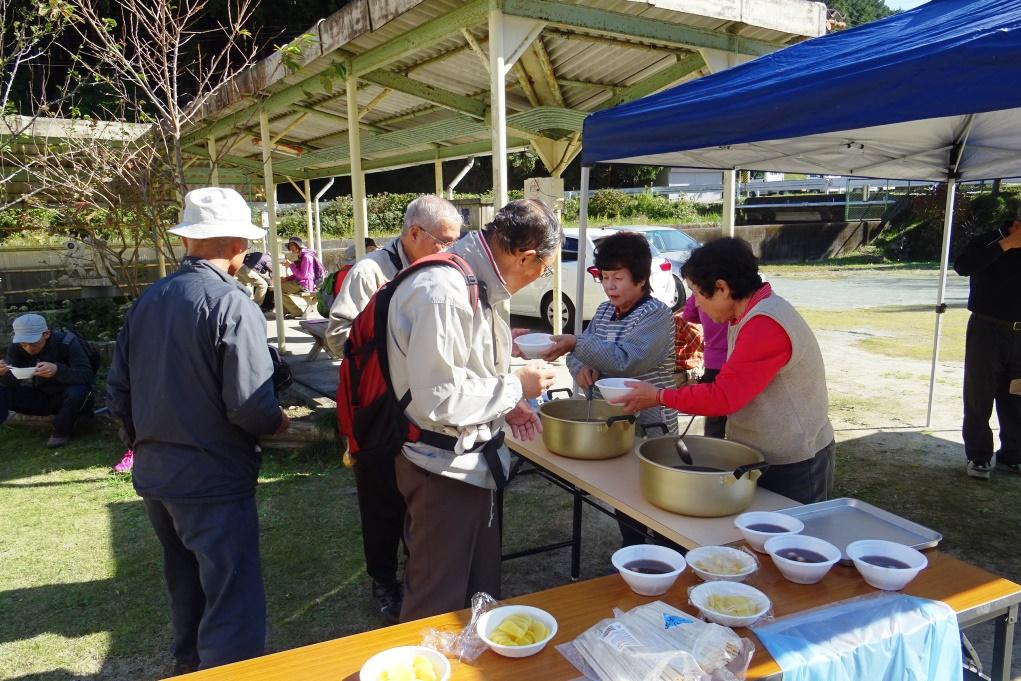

{"left": 683, "top": 220, "right": 877, "bottom": 262}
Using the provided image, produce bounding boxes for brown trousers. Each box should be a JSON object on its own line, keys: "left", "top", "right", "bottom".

{"left": 395, "top": 455, "right": 501, "bottom": 622}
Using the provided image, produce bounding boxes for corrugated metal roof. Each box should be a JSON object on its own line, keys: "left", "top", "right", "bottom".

{"left": 183, "top": 0, "right": 825, "bottom": 180}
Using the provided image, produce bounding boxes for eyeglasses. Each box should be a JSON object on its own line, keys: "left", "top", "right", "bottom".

{"left": 537, "top": 255, "right": 555, "bottom": 278}
{"left": 417, "top": 227, "right": 456, "bottom": 250}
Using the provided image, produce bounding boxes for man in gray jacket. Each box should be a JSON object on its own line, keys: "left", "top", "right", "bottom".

{"left": 386, "top": 199, "right": 560, "bottom": 621}
{"left": 107, "top": 187, "right": 289, "bottom": 674}
{"left": 325, "top": 195, "right": 462, "bottom": 623}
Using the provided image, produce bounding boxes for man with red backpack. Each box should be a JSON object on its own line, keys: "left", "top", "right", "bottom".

{"left": 381, "top": 199, "right": 559, "bottom": 622}
{"left": 328, "top": 196, "right": 463, "bottom": 623}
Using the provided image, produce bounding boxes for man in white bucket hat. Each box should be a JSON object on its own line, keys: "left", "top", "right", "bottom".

{"left": 107, "top": 187, "right": 289, "bottom": 674}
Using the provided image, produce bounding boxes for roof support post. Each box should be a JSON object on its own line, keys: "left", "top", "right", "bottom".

{"left": 347, "top": 72, "right": 369, "bottom": 261}
{"left": 575, "top": 165, "right": 591, "bottom": 338}
{"left": 260, "top": 110, "right": 286, "bottom": 351}
{"left": 207, "top": 135, "right": 219, "bottom": 186}
{"left": 722, "top": 169, "right": 736, "bottom": 237}
{"left": 434, "top": 159, "right": 444, "bottom": 195}
{"left": 489, "top": 2, "right": 509, "bottom": 209}
{"left": 304, "top": 179, "right": 314, "bottom": 250}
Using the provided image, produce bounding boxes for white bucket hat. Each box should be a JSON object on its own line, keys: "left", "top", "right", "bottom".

{"left": 169, "top": 187, "right": 266, "bottom": 240}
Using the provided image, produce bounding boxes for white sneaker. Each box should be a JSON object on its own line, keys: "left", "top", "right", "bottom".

{"left": 967, "top": 461, "right": 992, "bottom": 480}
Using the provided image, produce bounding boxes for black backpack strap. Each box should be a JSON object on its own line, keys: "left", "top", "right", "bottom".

{"left": 415, "top": 429, "right": 508, "bottom": 491}
{"left": 385, "top": 243, "right": 403, "bottom": 272}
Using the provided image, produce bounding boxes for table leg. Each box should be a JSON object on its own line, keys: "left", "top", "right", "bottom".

{"left": 991, "top": 604, "right": 1017, "bottom": 681}
{"left": 570, "top": 491, "right": 583, "bottom": 581}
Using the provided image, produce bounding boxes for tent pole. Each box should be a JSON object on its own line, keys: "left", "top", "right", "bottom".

{"left": 575, "top": 165, "right": 591, "bottom": 337}
{"left": 723, "top": 169, "right": 736, "bottom": 237}
{"left": 926, "top": 177, "right": 957, "bottom": 427}
{"left": 347, "top": 72, "right": 368, "bottom": 261}
{"left": 260, "top": 111, "right": 286, "bottom": 351}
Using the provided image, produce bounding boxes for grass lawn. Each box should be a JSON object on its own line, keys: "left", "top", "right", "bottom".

{"left": 801, "top": 306, "right": 969, "bottom": 362}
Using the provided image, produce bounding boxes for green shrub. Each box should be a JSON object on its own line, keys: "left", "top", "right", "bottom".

{"left": 630, "top": 192, "right": 674, "bottom": 221}
{"left": 588, "top": 189, "right": 630, "bottom": 218}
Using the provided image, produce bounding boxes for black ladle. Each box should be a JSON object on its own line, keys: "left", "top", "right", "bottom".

{"left": 675, "top": 414, "right": 697, "bottom": 466}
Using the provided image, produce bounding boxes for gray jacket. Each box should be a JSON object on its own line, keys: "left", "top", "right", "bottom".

{"left": 107, "top": 257, "right": 282, "bottom": 502}
{"left": 324, "top": 240, "right": 408, "bottom": 356}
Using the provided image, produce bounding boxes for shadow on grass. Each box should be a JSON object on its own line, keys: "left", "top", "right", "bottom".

{"left": 0, "top": 426, "right": 383, "bottom": 681}
{"left": 834, "top": 428, "right": 1021, "bottom": 581}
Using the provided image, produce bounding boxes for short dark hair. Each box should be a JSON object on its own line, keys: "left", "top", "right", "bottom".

{"left": 482, "top": 199, "right": 561, "bottom": 258}
{"left": 594, "top": 231, "right": 652, "bottom": 294}
{"left": 364, "top": 237, "right": 377, "bottom": 248}
{"left": 680, "top": 237, "right": 763, "bottom": 299}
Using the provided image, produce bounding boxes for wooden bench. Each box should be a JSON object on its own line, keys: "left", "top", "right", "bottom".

{"left": 296, "top": 319, "right": 340, "bottom": 362}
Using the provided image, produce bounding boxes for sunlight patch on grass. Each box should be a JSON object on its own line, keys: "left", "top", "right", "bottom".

{"left": 802, "top": 306, "right": 967, "bottom": 362}
{"left": 0, "top": 632, "right": 109, "bottom": 678}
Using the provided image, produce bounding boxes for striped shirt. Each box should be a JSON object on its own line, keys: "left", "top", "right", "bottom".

{"left": 566, "top": 296, "right": 679, "bottom": 434}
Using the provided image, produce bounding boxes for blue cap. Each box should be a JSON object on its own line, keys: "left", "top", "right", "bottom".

{"left": 12, "top": 313, "right": 48, "bottom": 344}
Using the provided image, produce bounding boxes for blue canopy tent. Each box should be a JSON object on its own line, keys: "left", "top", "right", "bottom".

{"left": 576, "top": 0, "right": 1021, "bottom": 425}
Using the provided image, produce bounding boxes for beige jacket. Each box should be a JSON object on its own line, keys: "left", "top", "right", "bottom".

{"left": 386, "top": 232, "right": 522, "bottom": 489}
{"left": 324, "top": 240, "right": 409, "bottom": 357}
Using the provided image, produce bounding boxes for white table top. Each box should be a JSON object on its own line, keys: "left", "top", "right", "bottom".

{"left": 506, "top": 432, "right": 800, "bottom": 549}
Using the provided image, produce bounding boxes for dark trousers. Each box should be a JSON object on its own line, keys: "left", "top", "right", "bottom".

{"left": 143, "top": 496, "right": 266, "bottom": 670}
{"left": 963, "top": 315, "right": 1021, "bottom": 465}
{"left": 0, "top": 383, "right": 92, "bottom": 435}
{"left": 353, "top": 452, "right": 406, "bottom": 586}
{"left": 758, "top": 440, "right": 835, "bottom": 504}
{"left": 395, "top": 455, "right": 500, "bottom": 622}
{"left": 699, "top": 369, "right": 727, "bottom": 439}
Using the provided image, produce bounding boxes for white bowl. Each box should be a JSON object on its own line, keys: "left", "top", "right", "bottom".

{"left": 734, "top": 511, "right": 804, "bottom": 553}
{"left": 359, "top": 645, "right": 451, "bottom": 681}
{"left": 690, "top": 581, "right": 771, "bottom": 628}
{"left": 846, "top": 539, "right": 928, "bottom": 591}
{"left": 611, "top": 544, "right": 687, "bottom": 596}
{"left": 477, "top": 605, "right": 558, "bottom": 658}
{"left": 515, "top": 333, "right": 554, "bottom": 359}
{"left": 595, "top": 377, "right": 636, "bottom": 402}
{"left": 686, "top": 545, "right": 758, "bottom": 583}
{"left": 9, "top": 366, "right": 35, "bottom": 380}
{"left": 764, "top": 534, "right": 842, "bottom": 584}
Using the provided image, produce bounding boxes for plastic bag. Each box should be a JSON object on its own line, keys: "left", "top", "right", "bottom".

{"left": 420, "top": 592, "right": 497, "bottom": 663}
{"left": 557, "top": 600, "right": 755, "bottom": 681}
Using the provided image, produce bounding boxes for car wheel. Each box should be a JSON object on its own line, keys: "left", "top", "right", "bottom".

{"left": 671, "top": 275, "right": 687, "bottom": 311}
{"left": 541, "top": 292, "right": 575, "bottom": 332}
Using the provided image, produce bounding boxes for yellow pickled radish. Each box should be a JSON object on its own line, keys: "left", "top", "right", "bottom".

{"left": 378, "top": 655, "right": 436, "bottom": 681}
{"left": 490, "top": 613, "right": 550, "bottom": 646}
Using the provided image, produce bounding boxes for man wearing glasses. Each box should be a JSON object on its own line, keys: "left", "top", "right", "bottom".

{"left": 325, "top": 195, "right": 462, "bottom": 623}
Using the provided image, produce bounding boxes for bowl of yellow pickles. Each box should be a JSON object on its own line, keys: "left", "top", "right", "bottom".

{"left": 689, "top": 581, "right": 771, "bottom": 628}
{"left": 359, "top": 645, "right": 450, "bottom": 681}
{"left": 476, "top": 605, "right": 558, "bottom": 658}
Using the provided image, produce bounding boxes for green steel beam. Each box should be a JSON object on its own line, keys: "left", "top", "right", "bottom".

{"left": 596, "top": 52, "right": 706, "bottom": 110}
{"left": 289, "top": 103, "right": 388, "bottom": 133}
{"left": 360, "top": 70, "right": 487, "bottom": 119}
{"left": 182, "top": 62, "right": 348, "bottom": 147}
{"left": 301, "top": 137, "right": 530, "bottom": 180}
{"left": 182, "top": 145, "right": 264, "bottom": 171}
{"left": 502, "top": 0, "right": 780, "bottom": 57}
{"left": 349, "top": 0, "right": 489, "bottom": 76}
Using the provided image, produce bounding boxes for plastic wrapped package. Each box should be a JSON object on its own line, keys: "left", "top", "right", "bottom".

{"left": 685, "top": 546, "right": 760, "bottom": 582}
{"left": 420, "top": 592, "right": 498, "bottom": 663}
{"left": 557, "top": 601, "right": 755, "bottom": 681}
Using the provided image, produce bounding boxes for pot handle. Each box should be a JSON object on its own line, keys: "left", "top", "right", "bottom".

{"left": 638, "top": 421, "right": 669, "bottom": 437}
{"left": 546, "top": 388, "right": 573, "bottom": 400}
{"left": 606, "top": 414, "right": 637, "bottom": 427}
{"left": 732, "top": 461, "right": 770, "bottom": 481}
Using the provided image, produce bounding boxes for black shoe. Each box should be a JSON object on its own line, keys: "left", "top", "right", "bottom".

{"left": 372, "top": 580, "right": 403, "bottom": 625}
{"left": 996, "top": 461, "right": 1021, "bottom": 475}
{"left": 172, "top": 661, "right": 199, "bottom": 676}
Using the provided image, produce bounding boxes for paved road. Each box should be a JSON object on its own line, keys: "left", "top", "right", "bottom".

{"left": 763, "top": 269, "right": 970, "bottom": 311}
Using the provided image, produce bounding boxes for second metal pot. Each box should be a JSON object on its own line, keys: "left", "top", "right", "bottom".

{"left": 539, "top": 389, "right": 637, "bottom": 459}
{"left": 636, "top": 435, "right": 769, "bottom": 517}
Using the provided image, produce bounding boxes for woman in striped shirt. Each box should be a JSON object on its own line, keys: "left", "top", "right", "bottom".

{"left": 543, "top": 231, "right": 679, "bottom": 544}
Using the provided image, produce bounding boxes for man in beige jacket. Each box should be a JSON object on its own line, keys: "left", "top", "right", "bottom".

{"left": 386, "top": 199, "right": 560, "bottom": 622}
{"left": 326, "top": 195, "right": 462, "bottom": 623}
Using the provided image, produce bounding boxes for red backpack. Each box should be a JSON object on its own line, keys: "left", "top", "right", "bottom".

{"left": 338, "top": 252, "right": 508, "bottom": 481}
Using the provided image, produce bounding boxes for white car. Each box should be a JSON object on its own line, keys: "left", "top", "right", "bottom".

{"left": 509, "top": 227, "right": 678, "bottom": 330}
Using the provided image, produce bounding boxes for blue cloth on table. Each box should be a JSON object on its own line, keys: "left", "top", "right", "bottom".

{"left": 751, "top": 592, "right": 962, "bottom": 681}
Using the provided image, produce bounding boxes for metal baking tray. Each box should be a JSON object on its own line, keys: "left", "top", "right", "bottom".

{"left": 777, "top": 498, "right": 942, "bottom": 565}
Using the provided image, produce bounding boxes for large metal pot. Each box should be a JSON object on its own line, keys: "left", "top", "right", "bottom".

{"left": 539, "top": 389, "right": 637, "bottom": 459}
{"left": 636, "top": 435, "right": 769, "bottom": 517}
